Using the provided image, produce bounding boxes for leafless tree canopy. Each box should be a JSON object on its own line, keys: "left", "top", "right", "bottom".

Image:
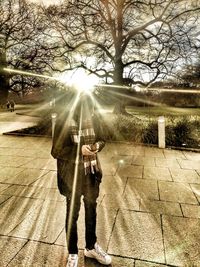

{"left": 45, "top": 0, "right": 200, "bottom": 86}
{"left": 0, "top": 0, "right": 54, "bottom": 100}
{"left": 0, "top": 0, "right": 200, "bottom": 105}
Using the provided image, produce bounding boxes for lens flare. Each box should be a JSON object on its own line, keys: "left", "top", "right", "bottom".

{"left": 59, "top": 69, "right": 99, "bottom": 94}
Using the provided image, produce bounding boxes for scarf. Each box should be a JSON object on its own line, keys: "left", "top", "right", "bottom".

{"left": 70, "top": 118, "right": 99, "bottom": 175}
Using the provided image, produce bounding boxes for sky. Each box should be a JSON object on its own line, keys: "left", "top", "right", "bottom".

{"left": 28, "top": 0, "right": 62, "bottom": 5}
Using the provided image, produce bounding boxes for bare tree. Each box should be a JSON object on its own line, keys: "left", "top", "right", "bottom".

{"left": 45, "top": 0, "right": 200, "bottom": 113}
{"left": 0, "top": 0, "right": 52, "bottom": 104}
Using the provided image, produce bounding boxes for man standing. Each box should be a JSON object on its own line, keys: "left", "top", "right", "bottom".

{"left": 51, "top": 93, "right": 112, "bottom": 267}
{"left": 9, "top": 100, "right": 15, "bottom": 112}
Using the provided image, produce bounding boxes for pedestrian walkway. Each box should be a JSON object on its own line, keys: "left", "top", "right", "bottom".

{"left": 0, "top": 133, "right": 200, "bottom": 267}
{"left": 0, "top": 104, "right": 40, "bottom": 134}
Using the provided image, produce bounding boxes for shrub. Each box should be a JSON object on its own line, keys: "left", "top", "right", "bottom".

{"left": 166, "top": 116, "right": 199, "bottom": 148}
{"left": 110, "top": 114, "right": 199, "bottom": 149}
{"left": 113, "top": 114, "right": 144, "bottom": 142}
{"left": 142, "top": 121, "right": 158, "bottom": 145}
{"left": 9, "top": 111, "right": 199, "bottom": 149}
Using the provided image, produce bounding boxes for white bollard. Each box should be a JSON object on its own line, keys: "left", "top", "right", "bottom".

{"left": 51, "top": 113, "right": 57, "bottom": 138}
{"left": 158, "top": 116, "right": 165, "bottom": 148}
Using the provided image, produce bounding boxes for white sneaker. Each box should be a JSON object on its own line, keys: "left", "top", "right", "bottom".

{"left": 84, "top": 243, "right": 112, "bottom": 265}
{"left": 66, "top": 254, "right": 78, "bottom": 267}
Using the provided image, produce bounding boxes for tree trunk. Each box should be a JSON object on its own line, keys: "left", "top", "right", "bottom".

{"left": 0, "top": 51, "right": 9, "bottom": 106}
{"left": 0, "top": 77, "right": 9, "bottom": 106}
{"left": 112, "top": 58, "right": 128, "bottom": 115}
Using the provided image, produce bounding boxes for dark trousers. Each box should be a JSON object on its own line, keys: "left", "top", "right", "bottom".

{"left": 65, "top": 167, "right": 100, "bottom": 254}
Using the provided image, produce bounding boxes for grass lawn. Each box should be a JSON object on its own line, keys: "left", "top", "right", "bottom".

{"left": 2, "top": 102, "right": 198, "bottom": 118}
{"left": 126, "top": 106, "right": 200, "bottom": 117}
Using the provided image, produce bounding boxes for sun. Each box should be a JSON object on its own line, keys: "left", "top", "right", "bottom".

{"left": 58, "top": 69, "right": 99, "bottom": 94}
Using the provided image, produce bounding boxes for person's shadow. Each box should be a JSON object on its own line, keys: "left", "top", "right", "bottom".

{"left": 84, "top": 257, "right": 112, "bottom": 266}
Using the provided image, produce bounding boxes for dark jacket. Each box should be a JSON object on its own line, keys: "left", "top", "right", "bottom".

{"left": 51, "top": 111, "right": 105, "bottom": 196}
{"left": 51, "top": 112, "right": 105, "bottom": 160}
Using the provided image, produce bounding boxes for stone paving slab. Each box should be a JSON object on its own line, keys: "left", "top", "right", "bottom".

{"left": 94, "top": 162, "right": 118, "bottom": 176}
{"left": 135, "top": 260, "right": 175, "bottom": 267}
{"left": 8, "top": 240, "right": 67, "bottom": 267}
{"left": 143, "top": 167, "right": 172, "bottom": 181}
{"left": 0, "top": 194, "right": 11, "bottom": 204}
{"left": 170, "top": 168, "right": 200, "bottom": 184}
{"left": 132, "top": 156, "right": 156, "bottom": 167}
{"left": 183, "top": 151, "right": 200, "bottom": 161}
{"left": 181, "top": 204, "right": 200, "bottom": 219}
{"left": 0, "top": 167, "right": 25, "bottom": 182}
{"left": 96, "top": 206, "right": 119, "bottom": 251}
{"left": 99, "top": 175, "right": 127, "bottom": 196}
{"left": 189, "top": 183, "right": 200, "bottom": 203}
{"left": 100, "top": 193, "right": 140, "bottom": 211}
{"left": 20, "top": 158, "right": 57, "bottom": 170}
{"left": 117, "top": 164, "right": 143, "bottom": 178}
{"left": 155, "top": 158, "right": 181, "bottom": 169}
{"left": 30, "top": 171, "right": 57, "bottom": 188}
{"left": 0, "top": 155, "right": 33, "bottom": 167}
{"left": 111, "top": 155, "right": 133, "bottom": 165}
{"left": 124, "top": 178, "right": 159, "bottom": 200}
{"left": 163, "top": 150, "right": 186, "bottom": 159}
{"left": 12, "top": 148, "right": 47, "bottom": 158}
{"left": 108, "top": 210, "right": 165, "bottom": 263}
{"left": 34, "top": 149, "right": 53, "bottom": 158}
{"left": 144, "top": 147, "right": 165, "bottom": 158}
{"left": 163, "top": 215, "right": 200, "bottom": 266}
{"left": 178, "top": 159, "right": 200, "bottom": 170}
{"left": 1, "top": 184, "right": 64, "bottom": 201}
{"left": 158, "top": 181, "right": 198, "bottom": 204}
{"left": 7, "top": 242, "right": 140, "bottom": 267}
{"left": 1, "top": 168, "right": 49, "bottom": 185}
{"left": 140, "top": 200, "right": 182, "bottom": 216}
{"left": 0, "top": 236, "right": 28, "bottom": 267}
{"left": 9, "top": 200, "right": 66, "bottom": 243}
{"left": 0, "top": 196, "right": 44, "bottom": 235}
{"left": 0, "top": 183, "right": 12, "bottom": 192}
{"left": 107, "top": 143, "right": 145, "bottom": 156}
{"left": 0, "top": 147, "right": 23, "bottom": 156}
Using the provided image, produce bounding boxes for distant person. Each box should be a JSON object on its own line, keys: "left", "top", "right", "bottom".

{"left": 9, "top": 100, "right": 15, "bottom": 112}
{"left": 6, "top": 101, "right": 10, "bottom": 111}
{"left": 51, "top": 92, "right": 112, "bottom": 267}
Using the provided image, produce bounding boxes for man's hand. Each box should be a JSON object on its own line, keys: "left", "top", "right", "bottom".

{"left": 82, "top": 145, "right": 97, "bottom": 156}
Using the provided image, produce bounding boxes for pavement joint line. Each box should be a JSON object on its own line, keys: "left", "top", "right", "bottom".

{"left": 122, "top": 177, "right": 129, "bottom": 195}
{"left": 106, "top": 208, "right": 119, "bottom": 252}
{"left": 28, "top": 170, "right": 52, "bottom": 186}
{"left": 188, "top": 183, "right": 200, "bottom": 205}
{"left": 0, "top": 195, "right": 12, "bottom": 206}
{"left": 141, "top": 165, "right": 144, "bottom": 179}
{"left": 53, "top": 226, "right": 65, "bottom": 245}
{"left": 195, "top": 169, "right": 200, "bottom": 178}
{"left": 6, "top": 239, "right": 29, "bottom": 267}
{"left": 117, "top": 208, "right": 184, "bottom": 217}
{"left": 98, "top": 193, "right": 105, "bottom": 206}
{"left": 109, "top": 252, "right": 178, "bottom": 267}
{"left": 179, "top": 203, "right": 184, "bottom": 217}
{"left": 157, "top": 180, "right": 161, "bottom": 201}
{"left": 160, "top": 214, "right": 167, "bottom": 265}
{"left": 168, "top": 168, "right": 174, "bottom": 182}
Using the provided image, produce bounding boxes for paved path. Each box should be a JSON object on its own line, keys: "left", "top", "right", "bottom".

{"left": 0, "top": 113, "right": 200, "bottom": 266}
{"left": 0, "top": 135, "right": 200, "bottom": 267}
{"left": 0, "top": 105, "right": 40, "bottom": 134}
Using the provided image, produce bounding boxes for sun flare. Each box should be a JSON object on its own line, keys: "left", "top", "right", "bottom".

{"left": 58, "top": 69, "right": 99, "bottom": 94}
